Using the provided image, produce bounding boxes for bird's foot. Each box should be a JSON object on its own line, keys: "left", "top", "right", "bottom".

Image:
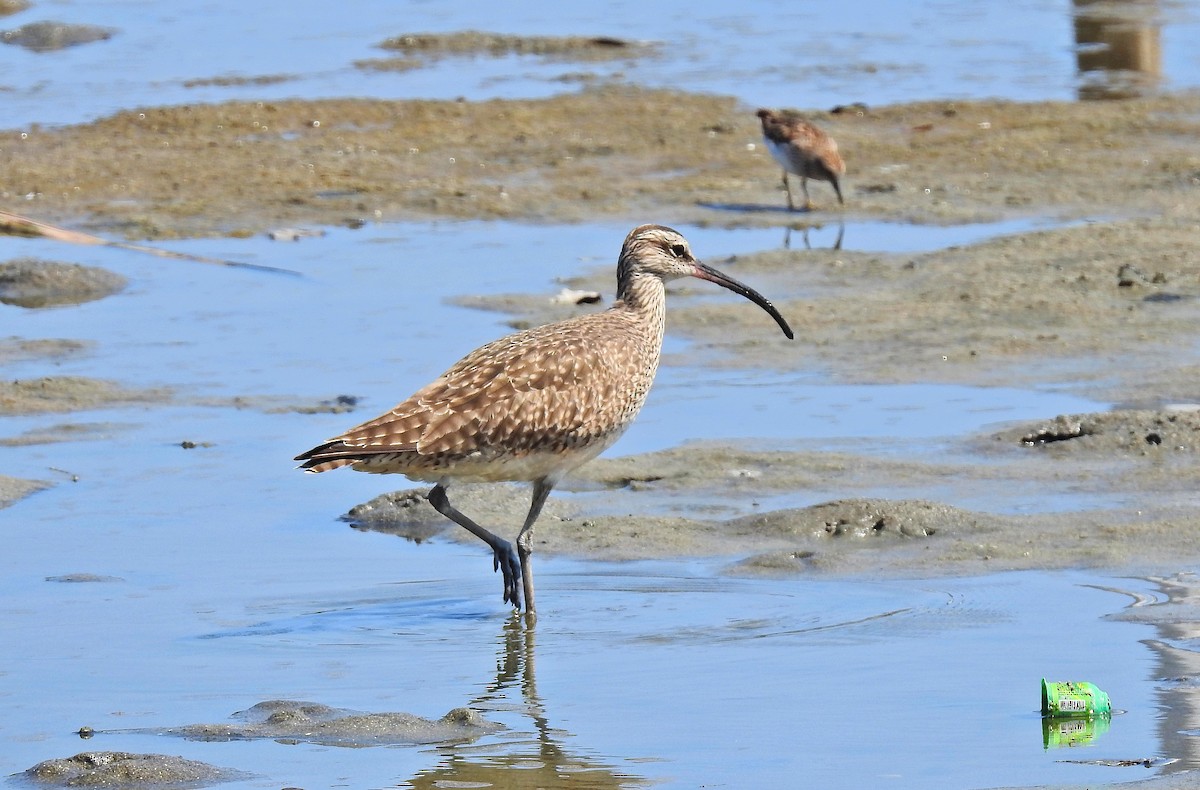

{"left": 492, "top": 540, "right": 523, "bottom": 609}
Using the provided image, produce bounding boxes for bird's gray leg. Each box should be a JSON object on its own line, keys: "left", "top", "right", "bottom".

{"left": 781, "top": 171, "right": 795, "bottom": 211}
{"left": 800, "top": 175, "right": 813, "bottom": 210}
{"left": 515, "top": 479, "right": 553, "bottom": 621}
{"left": 428, "top": 484, "right": 522, "bottom": 608}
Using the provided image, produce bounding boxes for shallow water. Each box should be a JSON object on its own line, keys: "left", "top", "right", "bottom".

{"left": 4, "top": 1, "right": 1200, "bottom": 787}
{"left": 0, "top": 219, "right": 1188, "bottom": 787}
{"left": 0, "top": 218, "right": 1097, "bottom": 450}
{"left": 0, "top": 535, "right": 1178, "bottom": 789}
{"left": 3, "top": 0, "right": 1200, "bottom": 128}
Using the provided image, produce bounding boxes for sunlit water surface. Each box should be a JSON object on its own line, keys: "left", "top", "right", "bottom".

{"left": 2, "top": 0, "right": 1199, "bottom": 128}
{"left": 0, "top": 220, "right": 1188, "bottom": 787}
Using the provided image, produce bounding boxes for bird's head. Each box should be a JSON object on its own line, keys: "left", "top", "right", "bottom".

{"left": 617, "top": 224, "right": 794, "bottom": 340}
{"left": 618, "top": 224, "right": 702, "bottom": 283}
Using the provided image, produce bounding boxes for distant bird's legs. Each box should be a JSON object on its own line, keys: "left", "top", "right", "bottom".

{"left": 801, "top": 175, "right": 814, "bottom": 210}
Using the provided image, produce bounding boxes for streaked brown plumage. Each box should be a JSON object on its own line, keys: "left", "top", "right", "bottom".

{"left": 756, "top": 108, "right": 845, "bottom": 211}
{"left": 296, "top": 224, "right": 794, "bottom": 617}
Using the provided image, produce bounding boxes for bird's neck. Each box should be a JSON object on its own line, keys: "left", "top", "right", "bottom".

{"left": 608, "top": 274, "right": 668, "bottom": 410}
{"left": 614, "top": 274, "right": 668, "bottom": 336}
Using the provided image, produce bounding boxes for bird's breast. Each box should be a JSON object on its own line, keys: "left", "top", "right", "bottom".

{"left": 763, "top": 136, "right": 795, "bottom": 170}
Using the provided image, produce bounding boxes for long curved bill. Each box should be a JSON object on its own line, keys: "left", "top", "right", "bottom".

{"left": 691, "top": 261, "right": 794, "bottom": 340}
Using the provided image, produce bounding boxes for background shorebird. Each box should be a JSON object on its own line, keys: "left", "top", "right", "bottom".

{"left": 756, "top": 108, "right": 845, "bottom": 211}
{"left": 295, "top": 224, "right": 794, "bottom": 618}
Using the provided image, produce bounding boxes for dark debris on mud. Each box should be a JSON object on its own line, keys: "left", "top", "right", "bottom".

{"left": 1002, "top": 408, "right": 1200, "bottom": 453}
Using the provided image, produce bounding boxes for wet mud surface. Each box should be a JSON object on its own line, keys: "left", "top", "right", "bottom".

{"left": 3, "top": 88, "right": 1198, "bottom": 236}
{"left": 352, "top": 422, "right": 1200, "bottom": 579}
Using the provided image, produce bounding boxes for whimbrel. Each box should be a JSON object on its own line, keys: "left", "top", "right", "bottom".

{"left": 756, "top": 108, "right": 845, "bottom": 211}
{"left": 296, "top": 225, "right": 794, "bottom": 616}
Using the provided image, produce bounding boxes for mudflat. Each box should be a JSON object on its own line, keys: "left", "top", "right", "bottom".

{"left": 3, "top": 87, "right": 1200, "bottom": 580}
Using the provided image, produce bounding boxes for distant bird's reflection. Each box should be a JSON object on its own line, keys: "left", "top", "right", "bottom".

{"left": 1073, "top": 0, "right": 1162, "bottom": 100}
{"left": 693, "top": 200, "right": 845, "bottom": 250}
{"left": 403, "top": 614, "right": 647, "bottom": 789}
{"left": 784, "top": 219, "right": 845, "bottom": 251}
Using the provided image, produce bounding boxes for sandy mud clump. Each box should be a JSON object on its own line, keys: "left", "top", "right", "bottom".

{"left": 0, "top": 376, "right": 170, "bottom": 415}
{"left": 0, "top": 337, "right": 89, "bottom": 365}
{"left": 0, "top": 473, "right": 48, "bottom": 509}
{"left": 1, "top": 20, "right": 115, "bottom": 51}
{"left": 358, "top": 30, "right": 657, "bottom": 72}
{"left": 0, "top": 257, "right": 126, "bottom": 308}
{"left": 163, "top": 699, "right": 501, "bottom": 747}
{"left": 23, "top": 751, "right": 243, "bottom": 786}
{"left": 0, "top": 0, "right": 31, "bottom": 17}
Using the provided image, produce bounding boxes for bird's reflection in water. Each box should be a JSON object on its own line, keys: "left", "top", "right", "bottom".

{"left": 1074, "top": 0, "right": 1162, "bottom": 100}
{"left": 784, "top": 219, "right": 845, "bottom": 251}
{"left": 403, "top": 614, "right": 648, "bottom": 789}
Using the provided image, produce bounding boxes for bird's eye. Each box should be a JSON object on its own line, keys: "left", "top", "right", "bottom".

{"left": 669, "top": 243, "right": 687, "bottom": 258}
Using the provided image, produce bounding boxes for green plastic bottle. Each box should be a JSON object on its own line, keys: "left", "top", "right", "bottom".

{"left": 1041, "top": 678, "right": 1111, "bottom": 718}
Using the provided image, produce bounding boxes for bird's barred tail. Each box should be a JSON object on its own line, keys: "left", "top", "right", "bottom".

{"left": 294, "top": 441, "right": 361, "bottom": 473}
